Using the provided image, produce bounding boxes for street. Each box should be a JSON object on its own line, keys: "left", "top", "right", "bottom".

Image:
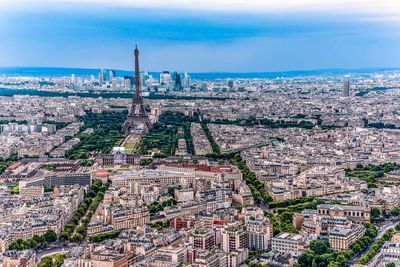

{"left": 347, "top": 218, "right": 400, "bottom": 266}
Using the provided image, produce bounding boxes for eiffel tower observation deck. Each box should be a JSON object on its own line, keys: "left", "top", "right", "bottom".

{"left": 122, "top": 45, "right": 152, "bottom": 133}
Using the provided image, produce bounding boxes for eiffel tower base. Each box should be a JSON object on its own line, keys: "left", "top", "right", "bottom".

{"left": 122, "top": 115, "right": 152, "bottom": 133}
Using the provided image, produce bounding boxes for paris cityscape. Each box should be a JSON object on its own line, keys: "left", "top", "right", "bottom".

{"left": 1, "top": 1, "right": 400, "bottom": 267}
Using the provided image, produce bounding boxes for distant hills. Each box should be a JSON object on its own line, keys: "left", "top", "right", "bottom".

{"left": 0, "top": 67, "right": 399, "bottom": 79}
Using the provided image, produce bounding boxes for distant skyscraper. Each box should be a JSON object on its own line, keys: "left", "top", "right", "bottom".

{"left": 200, "top": 82, "right": 208, "bottom": 92}
{"left": 173, "top": 71, "right": 183, "bottom": 91}
{"left": 144, "top": 72, "right": 151, "bottom": 86}
{"left": 227, "top": 79, "right": 234, "bottom": 90}
{"left": 99, "top": 69, "right": 106, "bottom": 83}
{"left": 124, "top": 77, "right": 131, "bottom": 89}
{"left": 98, "top": 69, "right": 114, "bottom": 83}
{"left": 343, "top": 81, "right": 350, "bottom": 97}
{"left": 89, "top": 75, "right": 95, "bottom": 89}
{"left": 183, "top": 73, "right": 191, "bottom": 89}
{"left": 160, "top": 71, "right": 172, "bottom": 84}
{"left": 111, "top": 78, "right": 117, "bottom": 90}
{"left": 109, "top": 70, "right": 116, "bottom": 81}
{"left": 124, "top": 75, "right": 134, "bottom": 90}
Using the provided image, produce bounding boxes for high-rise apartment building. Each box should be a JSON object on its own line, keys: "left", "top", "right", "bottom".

{"left": 343, "top": 81, "right": 350, "bottom": 97}
{"left": 221, "top": 222, "right": 247, "bottom": 253}
{"left": 246, "top": 214, "right": 273, "bottom": 251}
{"left": 189, "top": 228, "right": 215, "bottom": 250}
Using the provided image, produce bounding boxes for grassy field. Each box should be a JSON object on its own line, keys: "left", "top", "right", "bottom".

{"left": 123, "top": 134, "right": 141, "bottom": 154}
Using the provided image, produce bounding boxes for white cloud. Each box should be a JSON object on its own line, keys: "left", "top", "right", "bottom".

{"left": 1, "top": 0, "right": 400, "bottom": 18}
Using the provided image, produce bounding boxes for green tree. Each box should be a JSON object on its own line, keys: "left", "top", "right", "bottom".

{"left": 315, "top": 253, "right": 335, "bottom": 267}
{"left": 391, "top": 206, "right": 400, "bottom": 216}
{"left": 309, "top": 240, "right": 332, "bottom": 255}
{"left": 327, "top": 262, "right": 340, "bottom": 267}
{"left": 371, "top": 208, "right": 381, "bottom": 221}
{"left": 336, "top": 254, "right": 347, "bottom": 265}
{"left": 43, "top": 230, "right": 57, "bottom": 243}
{"left": 38, "top": 256, "right": 53, "bottom": 267}
{"left": 70, "top": 233, "right": 83, "bottom": 243}
{"left": 53, "top": 254, "right": 65, "bottom": 267}
{"left": 59, "top": 232, "right": 69, "bottom": 242}
{"left": 76, "top": 225, "right": 86, "bottom": 235}
{"left": 298, "top": 250, "right": 315, "bottom": 267}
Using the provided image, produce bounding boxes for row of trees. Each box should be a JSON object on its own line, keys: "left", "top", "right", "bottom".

{"left": 8, "top": 230, "right": 57, "bottom": 251}
{"left": 366, "top": 122, "right": 398, "bottom": 129}
{"left": 199, "top": 123, "right": 269, "bottom": 160}
{"left": 60, "top": 180, "right": 110, "bottom": 242}
{"left": 356, "top": 87, "right": 392, "bottom": 97}
{"left": 345, "top": 162, "right": 399, "bottom": 188}
{"left": 71, "top": 180, "right": 111, "bottom": 243}
{"left": 229, "top": 153, "right": 273, "bottom": 204}
{"left": 276, "top": 200, "right": 325, "bottom": 215}
{"left": 69, "top": 189, "right": 106, "bottom": 243}
{"left": 137, "top": 111, "right": 198, "bottom": 157}
{"left": 356, "top": 227, "right": 396, "bottom": 265}
{"left": 139, "top": 158, "right": 153, "bottom": 166}
{"left": 0, "top": 119, "right": 29, "bottom": 125}
{"left": 200, "top": 122, "right": 221, "bottom": 155}
{"left": 60, "top": 196, "right": 93, "bottom": 241}
{"left": 89, "top": 230, "right": 121, "bottom": 243}
{"left": 298, "top": 223, "right": 378, "bottom": 267}
{"left": 205, "top": 117, "right": 315, "bottom": 129}
{"left": 182, "top": 121, "right": 195, "bottom": 155}
{"left": 65, "top": 111, "right": 127, "bottom": 159}
{"left": 268, "top": 196, "right": 317, "bottom": 209}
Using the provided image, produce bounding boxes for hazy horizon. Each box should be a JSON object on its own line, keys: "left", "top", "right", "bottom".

{"left": 1, "top": 66, "right": 399, "bottom": 81}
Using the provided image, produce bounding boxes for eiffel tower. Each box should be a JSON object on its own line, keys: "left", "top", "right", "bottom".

{"left": 122, "top": 45, "right": 152, "bottom": 133}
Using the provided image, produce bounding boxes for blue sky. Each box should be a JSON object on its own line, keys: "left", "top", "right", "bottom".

{"left": 0, "top": 0, "right": 399, "bottom": 72}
